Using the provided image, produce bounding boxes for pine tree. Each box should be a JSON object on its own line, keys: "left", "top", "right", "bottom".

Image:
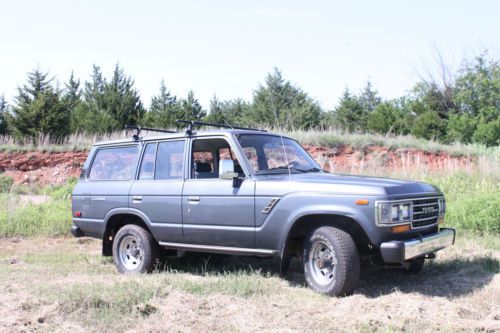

{"left": 180, "top": 90, "right": 205, "bottom": 121}
{"left": 63, "top": 72, "right": 83, "bottom": 133}
{"left": 205, "top": 94, "right": 225, "bottom": 124}
{"left": 104, "top": 64, "right": 145, "bottom": 128}
{"left": 10, "top": 68, "right": 70, "bottom": 142}
{"left": 142, "top": 80, "right": 179, "bottom": 128}
{"left": 250, "top": 68, "right": 321, "bottom": 129}
{"left": 333, "top": 88, "right": 364, "bottom": 131}
{"left": 0, "top": 95, "right": 9, "bottom": 135}
{"left": 359, "top": 81, "right": 381, "bottom": 114}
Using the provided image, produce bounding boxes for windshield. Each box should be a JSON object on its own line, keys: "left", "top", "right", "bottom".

{"left": 237, "top": 134, "right": 322, "bottom": 174}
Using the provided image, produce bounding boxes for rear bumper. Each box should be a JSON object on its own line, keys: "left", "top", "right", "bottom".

{"left": 380, "top": 228, "right": 455, "bottom": 263}
{"left": 70, "top": 225, "right": 85, "bottom": 237}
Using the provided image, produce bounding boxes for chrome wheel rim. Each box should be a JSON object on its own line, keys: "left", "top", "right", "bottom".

{"left": 309, "top": 240, "right": 337, "bottom": 286}
{"left": 119, "top": 235, "right": 143, "bottom": 270}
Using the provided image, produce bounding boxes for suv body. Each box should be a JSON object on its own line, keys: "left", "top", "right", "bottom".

{"left": 71, "top": 129, "right": 455, "bottom": 295}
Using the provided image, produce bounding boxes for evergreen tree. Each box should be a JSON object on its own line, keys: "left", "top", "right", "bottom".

{"left": 63, "top": 72, "right": 83, "bottom": 133}
{"left": 142, "top": 80, "right": 179, "bottom": 128}
{"left": 103, "top": 64, "right": 145, "bottom": 127}
{"left": 250, "top": 68, "right": 321, "bottom": 129}
{"left": 359, "top": 81, "right": 381, "bottom": 114}
{"left": 332, "top": 88, "right": 364, "bottom": 131}
{"left": 205, "top": 94, "right": 225, "bottom": 124}
{"left": 180, "top": 90, "right": 205, "bottom": 121}
{"left": 10, "top": 68, "right": 70, "bottom": 142}
{"left": 0, "top": 95, "right": 9, "bottom": 135}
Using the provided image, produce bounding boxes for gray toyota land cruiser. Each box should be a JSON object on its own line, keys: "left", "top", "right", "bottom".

{"left": 71, "top": 121, "right": 455, "bottom": 296}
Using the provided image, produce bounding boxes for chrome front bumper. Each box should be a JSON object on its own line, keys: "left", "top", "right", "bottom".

{"left": 380, "top": 228, "right": 456, "bottom": 263}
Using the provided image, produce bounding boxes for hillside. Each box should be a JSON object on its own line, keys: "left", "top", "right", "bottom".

{"left": 0, "top": 145, "right": 478, "bottom": 185}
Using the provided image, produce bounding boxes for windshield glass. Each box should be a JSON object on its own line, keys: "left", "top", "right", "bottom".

{"left": 237, "top": 134, "right": 322, "bottom": 174}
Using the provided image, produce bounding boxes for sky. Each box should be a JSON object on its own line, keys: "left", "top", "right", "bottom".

{"left": 0, "top": 0, "right": 498, "bottom": 110}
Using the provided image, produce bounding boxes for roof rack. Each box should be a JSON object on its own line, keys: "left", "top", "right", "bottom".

{"left": 176, "top": 120, "right": 266, "bottom": 135}
{"left": 124, "top": 125, "right": 177, "bottom": 141}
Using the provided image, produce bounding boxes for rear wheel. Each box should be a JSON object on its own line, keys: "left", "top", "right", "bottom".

{"left": 303, "top": 226, "right": 360, "bottom": 296}
{"left": 112, "top": 224, "right": 160, "bottom": 274}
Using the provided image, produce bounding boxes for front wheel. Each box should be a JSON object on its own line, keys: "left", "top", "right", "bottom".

{"left": 303, "top": 226, "right": 360, "bottom": 296}
{"left": 112, "top": 224, "right": 160, "bottom": 274}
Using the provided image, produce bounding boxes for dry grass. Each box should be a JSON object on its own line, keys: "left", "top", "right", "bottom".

{"left": 1, "top": 129, "right": 499, "bottom": 158}
{"left": 0, "top": 235, "right": 498, "bottom": 333}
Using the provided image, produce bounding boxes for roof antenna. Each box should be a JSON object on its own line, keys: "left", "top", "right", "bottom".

{"left": 223, "top": 119, "right": 234, "bottom": 130}
{"left": 268, "top": 91, "right": 292, "bottom": 181}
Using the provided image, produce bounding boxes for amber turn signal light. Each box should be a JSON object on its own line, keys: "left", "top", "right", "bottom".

{"left": 391, "top": 224, "right": 411, "bottom": 233}
{"left": 438, "top": 217, "right": 445, "bottom": 224}
{"left": 355, "top": 199, "right": 369, "bottom": 205}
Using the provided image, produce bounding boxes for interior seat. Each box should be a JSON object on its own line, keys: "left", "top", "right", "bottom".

{"left": 194, "top": 162, "right": 215, "bottom": 179}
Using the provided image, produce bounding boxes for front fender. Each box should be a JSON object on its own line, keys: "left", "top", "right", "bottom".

{"left": 255, "top": 192, "right": 381, "bottom": 251}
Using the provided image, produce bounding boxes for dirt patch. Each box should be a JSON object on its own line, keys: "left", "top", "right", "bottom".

{"left": 0, "top": 146, "right": 477, "bottom": 186}
{"left": 0, "top": 151, "right": 87, "bottom": 185}
{"left": 305, "top": 144, "right": 477, "bottom": 174}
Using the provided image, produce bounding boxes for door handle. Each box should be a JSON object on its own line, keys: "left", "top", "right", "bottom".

{"left": 188, "top": 196, "right": 200, "bottom": 202}
{"left": 132, "top": 196, "right": 142, "bottom": 203}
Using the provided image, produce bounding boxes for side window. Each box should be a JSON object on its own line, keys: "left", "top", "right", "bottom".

{"left": 155, "top": 140, "right": 185, "bottom": 180}
{"left": 139, "top": 143, "right": 157, "bottom": 180}
{"left": 191, "top": 138, "right": 245, "bottom": 179}
{"left": 89, "top": 146, "right": 139, "bottom": 180}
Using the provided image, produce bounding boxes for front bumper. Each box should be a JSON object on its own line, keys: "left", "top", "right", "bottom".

{"left": 380, "top": 228, "right": 455, "bottom": 263}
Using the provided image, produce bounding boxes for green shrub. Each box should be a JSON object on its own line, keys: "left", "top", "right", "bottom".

{"left": 0, "top": 174, "right": 14, "bottom": 193}
{"left": 446, "top": 192, "right": 500, "bottom": 234}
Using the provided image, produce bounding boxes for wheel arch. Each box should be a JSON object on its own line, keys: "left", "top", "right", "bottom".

{"left": 280, "top": 213, "right": 372, "bottom": 260}
{"left": 102, "top": 208, "right": 155, "bottom": 256}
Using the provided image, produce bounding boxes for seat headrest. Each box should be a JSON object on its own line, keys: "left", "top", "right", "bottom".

{"left": 194, "top": 162, "right": 212, "bottom": 172}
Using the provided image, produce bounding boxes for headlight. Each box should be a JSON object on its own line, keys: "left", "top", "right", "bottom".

{"left": 376, "top": 201, "right": 412, "bottom": 225}
{"left": 438, "top": 198, "right": 446, "bottom": 216}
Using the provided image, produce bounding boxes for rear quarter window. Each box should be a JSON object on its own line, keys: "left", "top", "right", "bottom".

{"left": 88, "top": 146, "right": 139, "bottom": 180}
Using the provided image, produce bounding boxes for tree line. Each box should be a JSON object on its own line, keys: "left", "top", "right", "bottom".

{"left": 0, "top": 52, "right": 498, "bottom": 146}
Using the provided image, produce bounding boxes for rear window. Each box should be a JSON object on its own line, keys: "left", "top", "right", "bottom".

{"left": 88, "top": 146, "right": 139, "bottom": 180}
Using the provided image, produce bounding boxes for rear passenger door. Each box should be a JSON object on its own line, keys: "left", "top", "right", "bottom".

{"left": 129, "top": 140, "right": 186, "bottom": 243}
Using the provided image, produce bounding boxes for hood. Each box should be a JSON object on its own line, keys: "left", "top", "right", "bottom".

{"left": 254, "top": 172, "right": 441, "bottom": 197}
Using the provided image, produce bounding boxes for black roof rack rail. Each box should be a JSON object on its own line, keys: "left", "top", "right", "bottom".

{"left": 124, "top": 125, "right": 177, "bottom": 141}
{"left": 176, "top": 120, "right": 266, "bottom": 135}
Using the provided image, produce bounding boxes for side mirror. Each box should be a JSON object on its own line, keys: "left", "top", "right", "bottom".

{"left": 219, "top": 159, "right": 238, "bottom": 180}
{"left": 219, "top": 159, "right": 242, "bottom": 187}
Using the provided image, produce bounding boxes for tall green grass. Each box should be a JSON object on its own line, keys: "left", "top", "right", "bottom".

{"left": 423, "top": 173, "right": 499, "bottom": 234}
{"left": 0, "top": 171, "right": 497, "bottom": 237}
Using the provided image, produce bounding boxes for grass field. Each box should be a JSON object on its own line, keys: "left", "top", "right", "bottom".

{"left": 0, "top": 234, "right": 498, "bottom": 333}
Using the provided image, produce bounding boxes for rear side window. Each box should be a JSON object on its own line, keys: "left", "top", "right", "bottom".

{"left": 88, "top": 146, "right": 139, "bottom": 180}
{"left": 139, "top": 143, "right": 157, "bottom": 180}
{"left": 155, "top": 140, "right": 185, "bottom": 180}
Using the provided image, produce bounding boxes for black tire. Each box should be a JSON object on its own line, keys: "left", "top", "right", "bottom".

{"left": 112, "top": 224, "right": 160, "bottom": 274}
{"left": 406, "top": 257, "right": 425, "bottom": 274}
{"left": 303, "top": 226, "right": 360, "bottom": 296}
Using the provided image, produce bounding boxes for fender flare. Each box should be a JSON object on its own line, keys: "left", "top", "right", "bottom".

{"left": 103, "top": 207, "right": 154, "bottom": 233}
{"left": 278, "top": 204, "right": 373, "bottom": 257}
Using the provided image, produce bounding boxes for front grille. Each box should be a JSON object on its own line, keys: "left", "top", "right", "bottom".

{"left": 412, "top": 198, "right": 439, "bottom": 229}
